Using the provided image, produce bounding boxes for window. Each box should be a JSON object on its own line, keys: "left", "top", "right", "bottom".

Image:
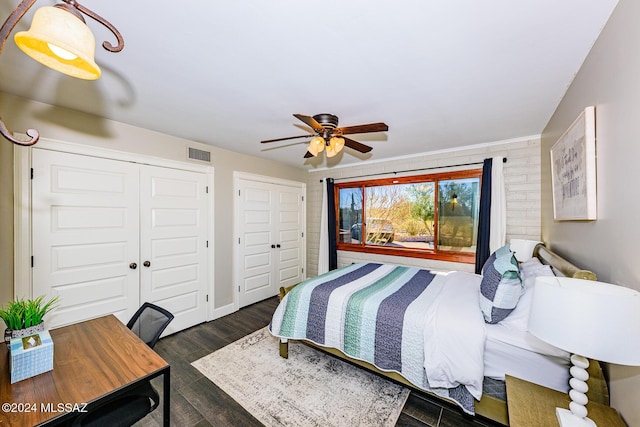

{"left": 335, "top": 169, "right": 482, "bottom": 263}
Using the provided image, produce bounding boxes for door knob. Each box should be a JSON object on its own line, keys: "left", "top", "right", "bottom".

{"left": 271, "top": 244, "right": 276, "bottom": 249}
{"left": 129, "top": 263, "right": 137, "bottom": 269}
{"left": 276, "top": 244, "right": 281, "bottom": 248}
{"left": 143, "top": 261, "right": 151, "bottom": 267}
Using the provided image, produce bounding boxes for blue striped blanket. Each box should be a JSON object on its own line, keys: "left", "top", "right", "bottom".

{"left": 269, "top": 263, "right": 487, "bottom": 415}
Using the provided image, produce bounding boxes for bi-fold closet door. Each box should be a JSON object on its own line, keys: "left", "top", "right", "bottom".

{"left": 31, "top": 149, "right": 209, "bottom": 334}
{"left": 236, "top": 176, "right": 305, "bottom": 308}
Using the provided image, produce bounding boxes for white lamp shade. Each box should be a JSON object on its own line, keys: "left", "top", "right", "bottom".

{"left": 14, "top": 6, "right": 101, "bottom": 80}
{"left": 510, "top": 239, "right": 541, "bottom": 262}
{"left": 529, "top": 276, "right": 640, "bottom": 366}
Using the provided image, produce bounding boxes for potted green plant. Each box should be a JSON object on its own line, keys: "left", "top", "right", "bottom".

{"left": 0, "top": 295, "right": 59, "bottom": 343}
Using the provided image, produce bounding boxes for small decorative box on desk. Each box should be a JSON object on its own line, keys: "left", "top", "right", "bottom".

{"left": 9, "top": 331, "right": 53, "bottom": 383}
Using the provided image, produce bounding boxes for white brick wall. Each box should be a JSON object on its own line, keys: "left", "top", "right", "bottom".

{"left": 305, "top": 137, "right": 542, "bottom": 277}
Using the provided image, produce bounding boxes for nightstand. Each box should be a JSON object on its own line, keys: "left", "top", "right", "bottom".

{"left": 506, "top": 375, "right": 626, "bottom": 427}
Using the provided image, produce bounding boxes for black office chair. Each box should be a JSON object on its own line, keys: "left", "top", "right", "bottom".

{"left": 70, "top": 303, "right": 174, "bottom": 427}
{"left": 127, "top": 302, "right": 175, "bottom": 349}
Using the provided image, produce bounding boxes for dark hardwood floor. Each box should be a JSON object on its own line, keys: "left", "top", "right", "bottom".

{"left": 136, "top": 297, "right": 502, "bottom": 427}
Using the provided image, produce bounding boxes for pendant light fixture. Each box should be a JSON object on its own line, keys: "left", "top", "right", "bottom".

{"left": 0, "top": 0, "right": 124, "bottom": 146}
{"left": 14, "top": 5, "right": 101, "bottom": 80}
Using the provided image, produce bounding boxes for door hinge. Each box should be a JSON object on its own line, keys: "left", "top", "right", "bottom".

{"left": 206, "top": 240, "right": 209, "bottom": 248}
{"left": 238, "top": 237, "right": 241, "bottom": 244}
{"left": 238, "top": 190, "right": 241, "bottom": 197}
{"left": 30, "top": 168, "right": 34, "bottom": 180}
{"left": 31, "top": 256, "right": 34, "bottom": 267}
{"left": 206, "top": 294, "right": 209, "bottom": 302}
{"left": 206, "top": 186, "right": 209, "bottom": 194}
{"left": 301, "top": 195, "right": 304, "bottom": 201}
{"left": 301, "top": 232, "right": 304, "bottom": 238}
{"left": 238, "top": 285, "right": 241, "bottom": 293}
{"left": 302, "top": 267, "right": 304, "bottom": 274}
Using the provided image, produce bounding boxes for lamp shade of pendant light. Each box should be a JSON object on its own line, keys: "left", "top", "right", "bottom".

{"left": 307, "top": 136, "right": 325, "bottom": 156}
{"left": 326, "top": 137, "right": 345, "bottom": 158}
{"left": 14, "top": 6, "right": 101, "bottom": 80}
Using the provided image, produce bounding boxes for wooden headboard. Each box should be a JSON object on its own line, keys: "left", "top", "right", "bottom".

{"left": 533, "top": 243, "right": 597, "bottom": 280}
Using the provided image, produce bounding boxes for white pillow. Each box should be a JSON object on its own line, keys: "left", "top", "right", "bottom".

{"left": 499, "top": 263, "right": 554, "bottom": 331}
{"left": 519, "top": 257, "right": 543, "bottom": 277}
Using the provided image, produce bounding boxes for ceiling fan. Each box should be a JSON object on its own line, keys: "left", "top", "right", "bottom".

{"left": 261, "top": 113, "right": 388, "bottom": 158}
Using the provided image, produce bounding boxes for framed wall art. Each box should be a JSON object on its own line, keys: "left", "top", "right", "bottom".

{"left": 550, "top": 106, "right": 597, "bottom": 220}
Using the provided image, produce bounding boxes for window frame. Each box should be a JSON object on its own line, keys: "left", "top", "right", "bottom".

{"left": 334, "top": 168, "right": 482, "bottom": 264}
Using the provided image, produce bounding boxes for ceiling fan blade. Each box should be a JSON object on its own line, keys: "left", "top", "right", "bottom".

{"left": 337, "top": 122, "right": 388, "bottom": 135}
{"left": 343, "top": 137, "right": 372, "bottom": 153}
{"left": 261, "top": 134, "right": 313, "bottom": 143}
{"left": 293, "top": 114, "right": 325, "bottom": 133}
{"left": 303, "top": 151, "right": 314, "bottom": 158}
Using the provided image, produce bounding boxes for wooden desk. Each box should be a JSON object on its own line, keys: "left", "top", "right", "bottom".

{"left": 0, "top": 315, "right": 170, "bottom": 426}
{"left": 506, "top": 375, "right": 625, "bottom": 427}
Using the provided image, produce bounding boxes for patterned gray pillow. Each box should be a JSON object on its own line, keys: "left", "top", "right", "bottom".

{"left": 479, "top": 244, "right": 523, "bottom": 324}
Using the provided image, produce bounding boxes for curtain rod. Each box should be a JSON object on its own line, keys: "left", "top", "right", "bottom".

{"left": 320, "top": 157, "right": 507, "bottom": 182}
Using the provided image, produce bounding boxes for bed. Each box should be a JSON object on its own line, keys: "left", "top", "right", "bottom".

{"left": 269, "top": 244, "right": 608, "bottom": 425}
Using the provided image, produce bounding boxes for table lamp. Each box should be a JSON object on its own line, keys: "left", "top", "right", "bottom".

{"left": 528, "top": 276, "right": 640, "bottom": 427}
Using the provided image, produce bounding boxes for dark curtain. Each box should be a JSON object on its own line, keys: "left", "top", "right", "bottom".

{"left": 475, "top": 159, "right": 493, "bottom": 274}
{"left": 326, "top": 178, "right": 338, "bottom": 270}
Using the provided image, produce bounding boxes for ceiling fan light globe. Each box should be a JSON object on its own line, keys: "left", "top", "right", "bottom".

{"left": 14, "top": 6, "right": 101, "bottom": 80}
{"left": 313, "top": 136, "right": 325, "bottom": 152}
{"left": 326, "top": 137, "right": 343, "bottom": 158}
{"left": 307, "top": 136, "right": 324, "bottom": 156}
{"left": 329, "top": 137, "right": 345, "bottom": 153}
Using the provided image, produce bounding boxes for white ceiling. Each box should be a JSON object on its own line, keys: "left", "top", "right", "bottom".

{"left": 0, "top": 0, "right": 618, "bottom": 169}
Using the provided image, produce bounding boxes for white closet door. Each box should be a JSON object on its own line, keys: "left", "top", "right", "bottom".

{"left": 237, "top": 179, "right": 304, "bottom": 307}
{"left": 32, "top": 150, "right": 140, "bottom": 328}
{"left": 237, "top": 180, "right": 276, "bottom": 307}
{"left": 275, "top": 186, "right": 304, "bottom": 291}
{"left": 139, "top": 165, "right": 208, "bottom": 333}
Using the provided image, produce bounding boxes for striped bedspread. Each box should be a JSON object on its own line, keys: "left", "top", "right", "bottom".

{"left": 269, "top": 263, "right": 487, "bottom": 415}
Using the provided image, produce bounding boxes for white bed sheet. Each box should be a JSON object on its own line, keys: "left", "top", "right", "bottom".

{"left": 484, "top": 322, "right": 570, "bottom": 393}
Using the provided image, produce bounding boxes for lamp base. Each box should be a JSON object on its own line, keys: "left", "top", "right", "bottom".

{"left": 556, "top": 408, "right": 597, "bottom": 427}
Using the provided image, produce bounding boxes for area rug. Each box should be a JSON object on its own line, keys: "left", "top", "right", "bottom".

{"left": 192, "top": 327, "right": 410, "bottom": 427}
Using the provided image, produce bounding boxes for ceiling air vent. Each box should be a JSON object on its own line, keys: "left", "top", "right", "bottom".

{"left": 188, "top": 147, "right": 211, "bottom": 163}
